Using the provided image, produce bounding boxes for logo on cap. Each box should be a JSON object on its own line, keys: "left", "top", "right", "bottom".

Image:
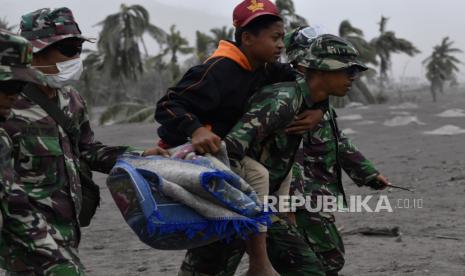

{"left": 233, "top": 0, "right": 281, "bottom": 28}
{"left": 247, "top": 0, "right": 265, "bottom": 13}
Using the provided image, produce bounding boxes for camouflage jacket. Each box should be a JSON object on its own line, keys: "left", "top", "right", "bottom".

{"left": 291, "top": 106, "right": 379, "bottom": 198}
{"left": 225, "top": 74, "right": 312, "bottom": 193}
{"left": 0, "top": 127, "right": 12, "bottom": 207}
{"left": 0, "top": 122, "right": 78, "bottom": 273}
{"left": 0, "top": 85, "right": 132, "bottom": 248}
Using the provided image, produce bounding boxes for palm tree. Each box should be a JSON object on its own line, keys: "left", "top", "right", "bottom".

{"left": 92, "top": 4, "right": 167, "bottom": 124}
{"left": 339, "top": 20, "right": 377, "bottom": 65}
{"left": 96, "top": 4, "right": 166, "bottom": 82}
{"left": 196, "top": 31, "right": 213, "bottom": 63}
{"left": 210, "top": 26, "right": 234, "bottom": 46}
{"left": 165, "top": 25, "right": 194, "bottom": 64}
{"left": 195, "top": 27, "right": 234, "bottom": 63}
{"left": 370, "top": 16, "right": 420, "bottom": 87}
{"left": 162, "top": 25, "right": 194, "bottom": 81}
{"left": 275, "top": 0, "right": 308, "bottom": 31}
{"left": 335, "top": 20, "right": 378, "bottom": 106}
{"left": 81, "top": 49, "right": 104, "bottom": 109}
{"left": 423, "top": 37, "right": 462, "bottom": 102}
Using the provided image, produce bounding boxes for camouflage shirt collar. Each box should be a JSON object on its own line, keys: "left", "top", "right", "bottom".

{"left": 296, "top": 74, "right": 313, "bottom": 108}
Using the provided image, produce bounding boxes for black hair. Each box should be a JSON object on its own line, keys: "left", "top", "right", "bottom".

{"left": 234, "top": 15, "right": 283, "bottom": 45}
{"left": 0, "top": 80, "right": 26, "bottom": 94}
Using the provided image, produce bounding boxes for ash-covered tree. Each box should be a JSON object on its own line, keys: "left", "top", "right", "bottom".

{"left": 423, "top": 37, "right": 462, "bottom": 102}
{"left": 370, "top": 16, "right": 420, "bottom": 88}
{"left": 275, "top": 0, "right": 308, "bottom": 31}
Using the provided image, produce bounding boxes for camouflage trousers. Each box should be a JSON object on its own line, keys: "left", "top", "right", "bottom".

{"left": 179, "top": 216, "right": 325, "bottom": 276}
{"left": 0, "top": 220, "right": 85, "bottom": 276}
{"left": 3, "top": 257, "right": 84, "bottom": 276}
{"left": 0, "top": 184, "right": 85, "bottom": 276}
{"left": 295, "top": 210, "right": 345, "bottom": 275}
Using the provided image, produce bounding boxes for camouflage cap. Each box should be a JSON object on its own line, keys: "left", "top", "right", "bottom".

{"left": 286, "top": 27, "right": 367, "bottom": 72}
{"left": 0, "top": 29, "right": 46, "bottom": 85}
{"left": 20, "top": 7, "right": 91, "bottom": 52}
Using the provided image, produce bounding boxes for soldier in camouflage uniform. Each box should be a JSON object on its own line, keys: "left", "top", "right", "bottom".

{"left": 0, "top": 8, "right": 165, "bottom": 275}
{"left": 177, "top": 51, "right": 323, "bottom": 276}
{"left": 285, "top": 27, "right": 390, "bottom": 276}
{"left": 180, "top": 33, "right": 369, "bottom": 276}
{"left": 180, "top": 32, "right": 376, "bottom": 276}
{"left": 0, "top": 30, "right": 70, "bottom": 275}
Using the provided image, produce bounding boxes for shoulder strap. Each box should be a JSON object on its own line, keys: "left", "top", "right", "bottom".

{"left": 328, "top": 108, "right": 347, "bottom": 205}
{"left": 22, "top": 84, "right": 80, "bottom": 155}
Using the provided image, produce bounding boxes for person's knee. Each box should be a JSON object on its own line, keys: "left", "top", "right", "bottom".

{"left": 274, "top": 170, "right": 292, "bottom": 197}
{"left": 236, "top": 157, "right": 270, "bottom": 200}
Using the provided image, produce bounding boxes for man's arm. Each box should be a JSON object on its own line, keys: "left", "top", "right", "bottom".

{"left": 225, "top": 84, "right": 300, "bottom": 163}
{"left": 289, "top": 142, "right": 306, "bottom": 197}
{"left": 337, "top": 128, "right": 380, "bottom": 186}
{"left": 76, "top": 92, "right": 135, "bottom": 174}
{"left": 155, "top": 60, "right": 224, "bottom": 139}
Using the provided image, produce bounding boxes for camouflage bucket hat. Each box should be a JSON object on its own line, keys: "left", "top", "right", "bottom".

{"left": 286, "top": 27, "right": 368, "bottom": 72}
{"left": 20, "top": 7, "right": 92, "bottom": 52}
{"left": 0, "top": 29, "right": 46, "bottom": 85}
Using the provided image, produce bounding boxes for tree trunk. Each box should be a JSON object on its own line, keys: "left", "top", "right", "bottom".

{"left": 430, "top": 86, "right": 437, "bottom": 102}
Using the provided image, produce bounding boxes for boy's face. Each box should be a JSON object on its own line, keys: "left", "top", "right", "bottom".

{"left": 320, "top": 68, "right": 357, "bottom": 97}
{"left": 0, "top": 91, "right": 19, "bottom": 118}
{"left": 246, "top": 21, "right": 285, "bottom": 64}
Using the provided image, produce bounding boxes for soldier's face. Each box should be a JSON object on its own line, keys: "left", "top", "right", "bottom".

{"left": 321, "top": 70, "right": 356, "bottom": 97}
{"left": 244, "top": 21, "right": 285, "bottom": 64}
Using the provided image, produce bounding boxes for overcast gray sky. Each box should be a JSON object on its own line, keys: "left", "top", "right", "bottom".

{"left": 3, "top": 0, "right": 465, "bottom": 82}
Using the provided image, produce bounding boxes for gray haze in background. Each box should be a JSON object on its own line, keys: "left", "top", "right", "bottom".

{"left": 3, "top": 0, "right": 465, "bottom": 82}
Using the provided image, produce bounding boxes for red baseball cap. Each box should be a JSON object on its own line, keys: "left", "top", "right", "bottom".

{"left": 233, "top": 0, "right": 281, "bottom": 28}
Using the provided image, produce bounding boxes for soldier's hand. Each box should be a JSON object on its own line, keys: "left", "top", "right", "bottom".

{"left": 285, "top": 109, "right": 324, "bottom": 135}
{"left": 191, "top": 127, "right": 221, "bottom": 154}
{"left": 375, "top": 174, "right": 390, "bottom": 190}
{"left": 142, "top": 147, "right": 170, "bottom": 157}
{"left": 366, "top": 174, "right": 389, "bottom": 190}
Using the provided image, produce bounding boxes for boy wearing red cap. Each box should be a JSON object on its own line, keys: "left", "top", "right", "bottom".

{"left": 157, "top": 1, "right": 325, "bottom": 275}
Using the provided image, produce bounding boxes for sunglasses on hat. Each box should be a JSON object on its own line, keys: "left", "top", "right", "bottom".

{"left": 54, "top": 43, "right": 82, "bottom": 58}
{"left": 342, "top": 66, "right": 362, "bottom": 78}
{"left": 293, "top": 26, "right": 328, "bottom": 48}
{"left": 51, "top": 38, "right": 84, "bottom": 58}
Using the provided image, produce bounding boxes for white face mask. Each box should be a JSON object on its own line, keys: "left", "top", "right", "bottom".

{"left": 35, "top": 57, "right": 83, "bottom": 88}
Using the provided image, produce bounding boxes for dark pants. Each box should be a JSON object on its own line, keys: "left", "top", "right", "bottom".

{"left": 295, "top": 210, "right": 345, "bottom": 275}
{"left": 178, "top": 216, "right": 325, "bottom": 276}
